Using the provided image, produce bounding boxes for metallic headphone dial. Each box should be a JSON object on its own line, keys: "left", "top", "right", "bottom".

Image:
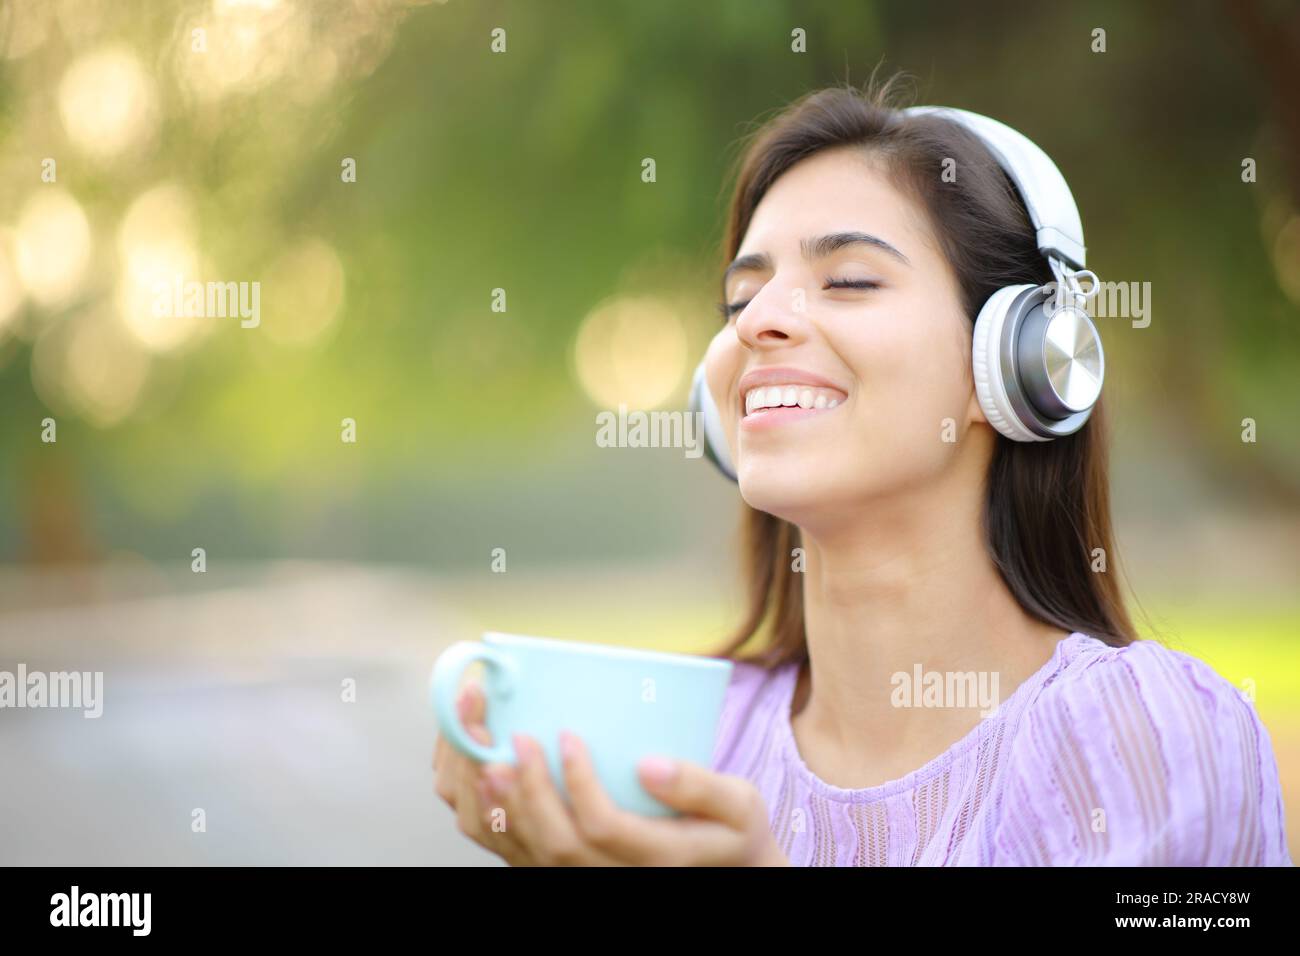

{"left": 1015, "top": 297, "right": 1104, "bottom": 422}
{"left": 1043, "top": 306, "right": 1103, "bottom": 412}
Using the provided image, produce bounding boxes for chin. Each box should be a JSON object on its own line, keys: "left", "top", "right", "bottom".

{"left": 737, "top": 468, "right": 829, "bottom": 524}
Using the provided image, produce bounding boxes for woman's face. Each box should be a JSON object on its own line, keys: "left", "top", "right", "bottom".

{"left": 704, "top": 146, "right": 986, "bottom": 527}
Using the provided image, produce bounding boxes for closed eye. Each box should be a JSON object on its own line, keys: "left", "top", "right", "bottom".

{"left": 717, "top": 299, "right": 750, "bottom": 320}
{"left": 717, "top": 278, "right": 880, "bottom": 322}
{"left": 825, "top": 278, "right": 881, "bottom": 291}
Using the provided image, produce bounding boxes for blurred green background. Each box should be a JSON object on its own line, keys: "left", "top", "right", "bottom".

{"left": 0, "top": 0, "right": 1296, "bottom": 864}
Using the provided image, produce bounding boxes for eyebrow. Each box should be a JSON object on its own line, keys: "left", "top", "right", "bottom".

{"left": 722, "top": 231, "right": 911, "bottom": 290}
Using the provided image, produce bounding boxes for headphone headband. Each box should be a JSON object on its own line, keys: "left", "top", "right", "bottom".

{"left": 903, "top": 106, "right": 1087, "bottom": 271}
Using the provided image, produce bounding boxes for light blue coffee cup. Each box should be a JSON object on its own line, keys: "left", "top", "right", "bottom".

{"left": 430, "top": 632, "right": 734, "bottom": 817}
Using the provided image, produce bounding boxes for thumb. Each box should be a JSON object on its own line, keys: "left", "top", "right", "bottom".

{"left": 636, "top": 757, "right": 756, "bottom": 828}
{"left": 461, "top": 681, "right": 492, "bottom": 745}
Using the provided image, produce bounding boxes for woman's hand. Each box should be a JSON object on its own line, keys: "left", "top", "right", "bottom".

{"left": 433, "top": 680, "right": 787, "bottom": 866}
{"left": 432, "top": 681, "right": 534, "bottom": 864}
{"left": 473, "top": 723, "right": 788, "bottom": 867}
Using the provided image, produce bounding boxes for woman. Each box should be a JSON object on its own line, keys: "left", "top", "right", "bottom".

{"left": 433, "top": 76, "right": 1292, "bottom": 866}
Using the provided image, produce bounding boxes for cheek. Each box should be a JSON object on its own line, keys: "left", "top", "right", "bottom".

{"left": 703, "top": 332, "right": 745, "bottom": 451}
{"left": 838, "top": 318, "right": 972, "bottom": 458}
{"left": 703, "top": 334, "right": 739, "bottom": 411}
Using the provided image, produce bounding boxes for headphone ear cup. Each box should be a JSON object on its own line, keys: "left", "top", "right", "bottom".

{"left": 689, "top": 361, "right": 737, "bottom": 481}
{"left": 971, "top": 284, "right": 1044, "bottom": 443}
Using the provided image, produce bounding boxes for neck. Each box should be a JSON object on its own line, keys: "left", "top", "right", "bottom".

{"left": 791, "top": 454, "right": 1068, "bottom": 768}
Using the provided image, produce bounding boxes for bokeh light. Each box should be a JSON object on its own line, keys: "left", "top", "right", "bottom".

{"left": 0, "top": 229, "right": 23, "bottom": 337}
{"left": 1271, "top": 213, "right": 1300, "bottom": 307}
{"left": 14, "top": 190, "right": 92, "bottom": 309}
{"left": 179, "top": 0, "right": 309, "bottom": 102}
{"left": 32, "top": 308, "right": 150, "bottom": 427}
{"left": 115, "top": 183, "right": 210, "bottom": 353}
{"left": 58, "top": 44, "right": 158, "bottom": 161}
{"left": 572, "top": 295, "right": 689, "bottom": 409}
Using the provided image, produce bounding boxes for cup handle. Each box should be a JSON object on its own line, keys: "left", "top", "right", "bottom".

{"left": 430, "top": 641, "right": 518, "bottom": 764}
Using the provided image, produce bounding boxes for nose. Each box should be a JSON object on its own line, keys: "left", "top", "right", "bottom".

{"left": 734, "top": 280, "right": 810, "bottom": 351}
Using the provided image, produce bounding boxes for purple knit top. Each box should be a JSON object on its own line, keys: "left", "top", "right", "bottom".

{"left": 709, "top": 632, "right": 1292, "bottom": 866}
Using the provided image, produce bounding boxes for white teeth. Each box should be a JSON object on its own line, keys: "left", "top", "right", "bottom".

{"left": 743, "top": 383, "right": 846, "bottom": 415}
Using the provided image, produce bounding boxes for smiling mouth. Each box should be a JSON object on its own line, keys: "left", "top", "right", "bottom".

{"left": 743, "top": 384, "right": 846, "bottom": 419}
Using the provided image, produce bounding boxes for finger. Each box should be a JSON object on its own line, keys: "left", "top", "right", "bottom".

{"left": 433, "top": 733, "right": 446, "bottom": 776}
{"left": 434, "top": 737, "right": 456, "bottom": 805}
{"left": 453, "top": 718, "right": 495, "bottom": 838}
{"left": 433, "top": 686, "right": 475, "bottom": 802}
{"left": 463, "top": 679, "right": 486, "bottom": 729}
{"left": 506, "top": 733, "right": 595, "bottom": 865}
{"left": 559, "top": 731, "right": 665, "bottom": 861}
{"left": 475, "top": 765, "right": 532, "bottom": 864}
{"left": 433, "top": 734, "right": 460, "bottom": 805}
{"left": 432, "top": 701, "right": 455, "bottom": 774}
{"left": 454, "top": 760, "right": 482, "bottom": 837}
{"left": 481, "top": 760, "right": 539, "bottom": 864}
{"left": 629, "top": 756, "right": 766, "bottom": 864}
{"left": 435, "top": 684, "right": 474, "bottom": 772}
{"left": 637, "top": 756, "right": 760, "bottom": 830}
{"left": 561, "top": 733, "right": 740, "bottom": 865}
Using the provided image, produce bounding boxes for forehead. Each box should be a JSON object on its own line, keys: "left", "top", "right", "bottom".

{"left": 738, "top": 147, "right": 933, "bottom": 258}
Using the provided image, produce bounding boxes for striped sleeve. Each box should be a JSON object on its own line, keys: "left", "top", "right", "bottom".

{"left": 992, "top": 639, "right": 1292, "bottom": 866}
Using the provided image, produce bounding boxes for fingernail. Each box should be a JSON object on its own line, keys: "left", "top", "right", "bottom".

{"left": 512, "top": 733, "right": 532, "bottom": 766}
{"left": 456, "top": 689, "right": 470, "bottom": 719}
{"left": 560, "top": 731, "right": 579, "bottom": 764}
{"left": 639, "top": 756, "right": 676, "bottom": 787}
{"left": 483, "top": 766, "right": 510, "bottom": 797}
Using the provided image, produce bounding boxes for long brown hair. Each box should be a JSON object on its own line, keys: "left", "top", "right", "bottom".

{"left": 707, "top": 73, "right": 1140, "bottom": 670}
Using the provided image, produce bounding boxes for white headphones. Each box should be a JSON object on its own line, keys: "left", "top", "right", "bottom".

{"left": 689, "top": 106, "right": 1105, "bottom": 482}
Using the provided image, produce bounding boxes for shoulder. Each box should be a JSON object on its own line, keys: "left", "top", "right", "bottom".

{"left": 708, "top": 658, "right": 794, "bottom": 772}
{"left": 995, "top": 634, "right": 1292, "bottom": 866}
{"left": 1034, "top": 633, "right": 1255, "bottom": 720}
{"left": 1030, "top": 635, "right": 1271, "bottom": 759}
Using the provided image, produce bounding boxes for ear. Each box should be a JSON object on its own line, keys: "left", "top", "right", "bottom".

{"left": 966, "top": 385, "right": 989, "bottom": 427}
{"left": 958, "top": 311, "right": 987, "bottom": 429}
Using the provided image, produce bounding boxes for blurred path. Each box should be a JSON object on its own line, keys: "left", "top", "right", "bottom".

{"left": 1, "top": 557, "right": 1295, "bottom": 865}
{"left": 0, "top": 562, "right": 501, "bottom": 865}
